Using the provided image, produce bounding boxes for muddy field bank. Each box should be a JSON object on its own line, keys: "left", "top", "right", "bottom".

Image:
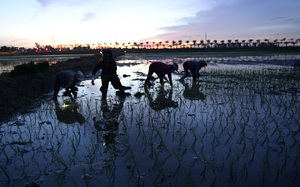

{"left": 0, "top": 55, "right": 100, "bottom": 121}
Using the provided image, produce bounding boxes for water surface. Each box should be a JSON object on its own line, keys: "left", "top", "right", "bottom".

{"left": 0, "top": 54, "right": 94, "bottom": 74}
{"left": 0, "top": 53, "right": 300, "bottom": 186}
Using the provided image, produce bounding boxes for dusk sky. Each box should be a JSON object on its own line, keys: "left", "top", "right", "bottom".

{"left": 1, "top": 0, "right": 300, "bottom": 48}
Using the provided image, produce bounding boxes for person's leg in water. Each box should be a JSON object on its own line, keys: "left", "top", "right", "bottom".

{"left": 110, "top": 74, "right": 131, "bottom": 92}
{"left": 69, "top": 80, "right": 79, "bottom": 98}
{"left": 63, "top": 88, "right": 72, "bottom": 97}
{"left": 53, "top": 75, "right": 61, "bottom": 100}
{"left": 100, "top": 75, "right": 110, "bottom": 100}
{"left": 159, "top": 76, "right": 165, "bottom": 86}
{"left": 144, "top": 64, "right": 155, "bottom": 87}
{"left": 191, "top": 69, "right": 198, "bottom": 80}
{"left": 70, "top": 85, "right": 78, "bottom": 98}
{"left": 179, "top": 62, "right": 190, "bottom": 81}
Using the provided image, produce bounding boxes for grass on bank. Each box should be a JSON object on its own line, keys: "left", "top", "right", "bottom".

{"left": 0, "top": 54, "right": 101, "bottom": 121}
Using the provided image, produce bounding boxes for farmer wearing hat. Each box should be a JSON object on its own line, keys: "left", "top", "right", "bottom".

{"left": 179, "top": 60, "right": 207, "bottom": 81}
{"left": 53, "top": 70, "right": 84, "bottom": 100}
{"left": 144, "top": 61, "right": 178, "bottom": 87}
{"left": 92, "top": 49, "right": 131, "bottom": 100}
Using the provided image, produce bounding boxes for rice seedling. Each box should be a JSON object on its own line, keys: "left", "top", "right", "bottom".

{"left": 0, "top": 165, "right": 10, "bottom": 185}
{"left": 52, "top": 151, "right": 68, "bottom": 171}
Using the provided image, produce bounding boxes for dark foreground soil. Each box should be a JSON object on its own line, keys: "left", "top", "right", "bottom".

{"left": 0, "top": 54, "right": 101, "bottom": 121}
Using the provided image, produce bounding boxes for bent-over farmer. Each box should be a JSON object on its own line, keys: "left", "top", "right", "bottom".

{"left": 179, "top": 60, "right": 207, "bottom": 81}
{"left": 144, "top": 62, "right": 178, "bottom": 87}
{"left": 53, "top": 70, "right": 84, "bottom": 100}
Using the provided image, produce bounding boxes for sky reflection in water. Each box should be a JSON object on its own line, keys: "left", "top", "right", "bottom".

{"left": 1, "top": 53, "right": 300, "bottom": 187}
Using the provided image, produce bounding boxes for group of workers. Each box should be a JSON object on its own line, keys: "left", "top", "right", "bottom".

{"left": 53, "top": 49, "right": 207, "bottom": 101}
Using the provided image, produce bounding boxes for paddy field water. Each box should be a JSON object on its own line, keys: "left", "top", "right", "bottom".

{"left": 0, "top": 54, "right": 94, "bottom": 74}
{"left": 0, "top": 52, "right": 300, "bottom": 186}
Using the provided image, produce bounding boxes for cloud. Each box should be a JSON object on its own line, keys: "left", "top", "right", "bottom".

{"left": 271, "top": 17, "right": 300, "bottom": 24}
{"left": 36, "top": 0, "right": 55, "bottom": 7}
{"left": 81, "top": 12, "right": 96, "bottom": 22}
{"left": 146, "top": 0, "right": 300, "bottom": 41}
{"left": 36, "top": 0, "right": 94, "bottom": 7}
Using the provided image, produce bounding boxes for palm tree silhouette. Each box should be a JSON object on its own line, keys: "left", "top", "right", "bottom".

{"left": 220, "top": 40, "right": 225, "bottom": 48}
{"left": 248, "top": 39, "right": 253, "bottom": 47}
{"left": 200, "top": 40, "right": 205, "bottom": 48}
{"left": 178, "top": 40, "right": 182, "bottom": 48}
{"left": 158, "top": 41, "right": 162, "bottom": 49}
{"left": 241, "top": 40, "right": 246, "bottom": 47}
{"left": 206, "top": 39, "right": 210, "bottom": 48}
{"left": 256, "top": 39, "right": 261, "bottom": 47}
{"left": 172, "top": 40, "right": 177, "bottom": 48}
{"left": 227, "top": 40, "right": 232, "bottom": 48}
{"left": 213, "top": 40, "right": 218, "bottom": 48}
{"left": 185, "top": 40, "right": 190, "bottom": 48}
{"left": 165, "top": 41, "right": 169, "bottom": 48}
{"left": 192, "top": 40, "right": 197, "bottom": 48}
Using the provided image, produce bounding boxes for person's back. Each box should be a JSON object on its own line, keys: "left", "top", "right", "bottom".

{"left": 180, "top": 60, "right": 207, "bottom": 80}
{"left": 92, "top": 50, "right": 117, "bottom": 76}
{"left": 56, "top": 70, "right": 76, "bottom": 88}
{"left": 186, "top": 61, "right": 206, "bottom": 72}
{"left": 144, "top": 62, "right": 178, "bottom": 86}
{"left": 98, "top": 57, "right": 117, "bottom": 76}
{"left": 53, "top": 70, "right": 84, "bottom": 99}
{"left": 149, "top": 62, "right": 173, "bottom": 78}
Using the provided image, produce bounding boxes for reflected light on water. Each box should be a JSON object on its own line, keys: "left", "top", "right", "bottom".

{"left": 0, "top": 54, "right": 94, "bottom": 74}
{"left": 62, "top": 103, "right": 69, "bottom": 108}
{"left": 0, "top": 53, "right": 300, "bottom": 187}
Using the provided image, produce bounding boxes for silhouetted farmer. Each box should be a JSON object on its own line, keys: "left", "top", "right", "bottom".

{"left": 144, "top": 62, "right": 178, "bottom": 87}
{"left": 92, "top": 49, "right": 131, "bottom": 100}
{"left": 179, "top": 61, "right": 207, "bottom": 81}
{"left": 53, "top": 70, "right": 84, "bottom": 100}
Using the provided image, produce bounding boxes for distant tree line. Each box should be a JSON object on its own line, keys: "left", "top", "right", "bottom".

{"left": 0, "top": 46, "right": 18, "bottom": 52}
{"left": 54, "top": 37, "right": 300, "bottom": 50}
{"left": 1, "top": 37, "right": 299, "bottom": 53}
{"left": 124, "top": 38, "right": 300, "bottom": 49}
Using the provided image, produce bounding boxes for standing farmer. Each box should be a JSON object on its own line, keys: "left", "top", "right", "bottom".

{"left": 92, "top": 49, "right": 131, "bottom": 100}
{"left": 179, "top": 61, "right": 207, "bottom": 81}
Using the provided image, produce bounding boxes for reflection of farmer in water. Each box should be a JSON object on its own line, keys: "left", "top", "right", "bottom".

{"left": 53, "top": 70, "right": 84, "bottom": 100}
{"left": 180, "top": 80, "right": 206, "bottom": 100}
{"left": 55, "top": 100, "right": 85, "bottom": 124}
{"left": 91, "top": 49, "right": 131, "bottom": 101}
{"left": 93, "top": 97, "right": 125, "bottom": 146}
{"left": 144, "top": 86, "right": 178, "bottom": 111}
{"left": 179, "top": 61, "right": 207, "bottom": 81}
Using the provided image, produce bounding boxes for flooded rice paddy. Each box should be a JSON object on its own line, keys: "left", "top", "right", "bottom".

{"left": 0, "top": 54, "right": 94, "bottom": 74}
{"left": 1, "top": 53, "right": 300, "bottom": 186}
